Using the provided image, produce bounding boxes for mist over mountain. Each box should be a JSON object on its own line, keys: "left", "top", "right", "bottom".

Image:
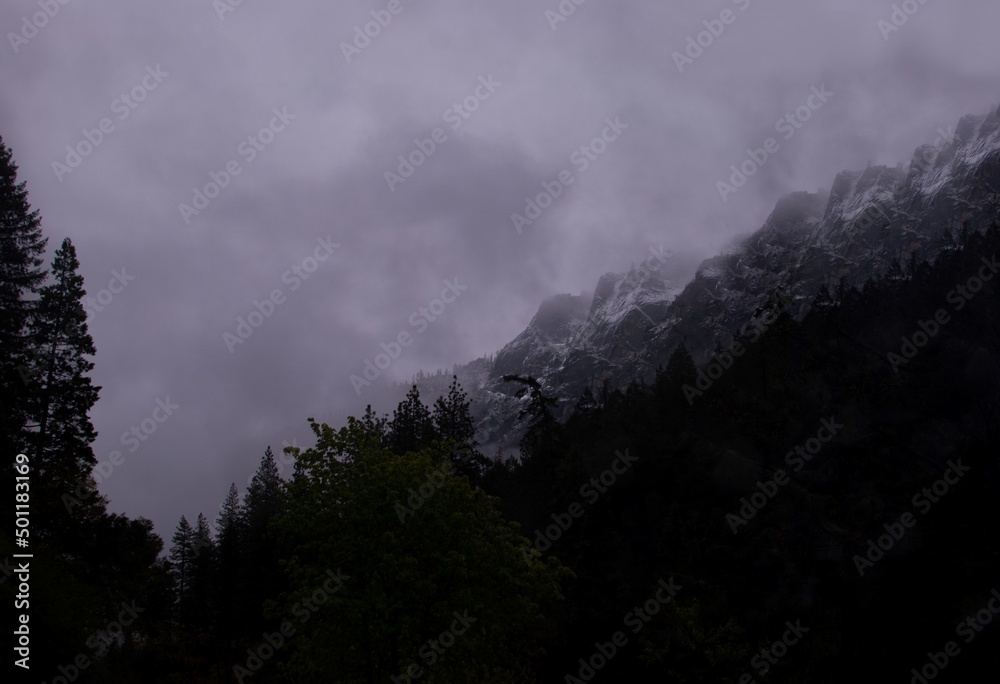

{"left": 405, "top": 105, "right": 1000, "bottom": 451}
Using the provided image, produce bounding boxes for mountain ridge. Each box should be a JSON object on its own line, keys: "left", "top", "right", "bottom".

{"left": 408, "top": 105, "right": 1000, "bottom": 451}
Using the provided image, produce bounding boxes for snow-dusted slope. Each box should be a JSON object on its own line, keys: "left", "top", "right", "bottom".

{"left": 417, "top": 106, "right": 1000, "bottom": 451}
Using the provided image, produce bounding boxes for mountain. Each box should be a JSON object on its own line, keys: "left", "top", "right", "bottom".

{"left": 413, "top": 106, "right": 1000, "bottom": 452}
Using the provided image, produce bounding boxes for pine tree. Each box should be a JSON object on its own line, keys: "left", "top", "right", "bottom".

{"left": 241, "top": 448, "right": 287, "bottom": 633}
{"left": 188, "top": 513, "right": 216, "bottom": 630}
{"left": 502, "top": 374, "right": 560, "bottom": 461}
{"left": 812, "top": 283, "right": 835, "bottom": 311}
{"left": 885, "top": 258, "right": 905, "bottom": 282}
{"left": 666, "top": 344, "right": 698, "bottom": 389}
{"left": 0, "top": 136, "right": 48, "bottom": 458}
{"left": 244, "top": 447, "right": 285, "bottom": 527}
{"left": 216, "top": 483, "right": 243, "bottom": 538}
{"left": 215, "top": 483, "right": 244, "bottom": 637}
{"left": 24, "top": 239, "right": 100, "bottom": 538}
{"left": 169, "top": 516, "right": 194, "bottom": 617}
{"left": 360, "top": 404, "right": 388, "bottom": 445}
{"left": 573, "top": 385, "right": 599, "bottom": 418}
{"left": 386, "top": 385, "right": 436, "bottom": 456}
{"left": 432, "top": 376, "right": 486, "bottom": 481}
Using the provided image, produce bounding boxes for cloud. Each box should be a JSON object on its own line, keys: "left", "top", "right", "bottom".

{"left": 2, "top": 0, "right": 998, "bottom": 538}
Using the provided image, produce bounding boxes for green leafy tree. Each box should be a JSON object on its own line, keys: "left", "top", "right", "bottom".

{"left": 274, "top": 417, "right": 567, "bottom": 682}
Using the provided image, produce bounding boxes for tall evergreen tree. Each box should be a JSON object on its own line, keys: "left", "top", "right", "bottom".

{"left": 502, "top": 374, "right": 560, "bottom": 461}
{"left": 360, "top": 403, "right": 388, "bottom": 447}
{"left": 169, "top": 516, "right": 194, "bottom": 618}
{"left": 811, "top": 283, "right": 836, "bottom": 311}
{"left": 386, "top": 385, "right": 436, "bottom": 455}
{"left": 215, "top": 483, "right": 244, "bottom": 638}
{"left": 432, "top": 376, "right": 486, "bottom": 481}
{"left": 244, "top": 447, "right": 285, "bottom": 527}
{"left": 25, "top": 238, "right": 100, "bottom": 538}
{"left": 189, "top": 513, "right": 216, "bottom": 630}
{"left": 656, "top": 343, "right": 699, "bottom": 412}
{"left": 0, "top": 135, "right": 48, "bottom": 459}
{"left": 241, "top": 447, "right": 287, "bottom": 633}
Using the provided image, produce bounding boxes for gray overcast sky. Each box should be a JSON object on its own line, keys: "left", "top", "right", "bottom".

{"left": 2, "top": 0, "right": 998, "bottom": 539}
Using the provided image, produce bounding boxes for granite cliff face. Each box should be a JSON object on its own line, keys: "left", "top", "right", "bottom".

{"left": 413, "top": 107, "right": 1000, "bottom": 451}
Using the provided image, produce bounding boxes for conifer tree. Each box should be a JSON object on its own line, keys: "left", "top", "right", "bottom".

{"left": 502, "top": 374, "right": 560, "bottom": 461}
{"left": 215, "top": 483, "right": 244, "bottom": 636}
{"left": 386, "top": 385, "right": 436, "bottom": 455}
{"left": 241, "top": 447, "right": 287, "bottom": 632}
{"left": 573, "top": 385, "right": 599, "bottom": 418}
{"left": 657, "top": 343, "right": 699, "bottom": 410}
{"left": 189, "top": 513, "right": 216, "bottom": 630}
{"left": 25, "top": 238, "right": 100, "bottom": 538}
{"left": 811, "top": 283, "right": 835, "bottom": 311}
{"left": 885, "top": 258, "right": 905, "bottom": 282}
{"left": 169, "top": 516, "right": 194, "bottom": 615}
{"left": 432, "top": 376, "right": 486, "bottom": 480}
{"left": 360, "top": 404, "right": 388, "bottom": 445}
{"left": 244, "top": 447, "right": 285, "bottom": 528}
{"left": 0, "top": 136, "right": 48, "bottom": 458}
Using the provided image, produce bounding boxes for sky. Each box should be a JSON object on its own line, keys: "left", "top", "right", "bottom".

{"left": 2, "top": 0, "right": 998, "bottom": 540}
